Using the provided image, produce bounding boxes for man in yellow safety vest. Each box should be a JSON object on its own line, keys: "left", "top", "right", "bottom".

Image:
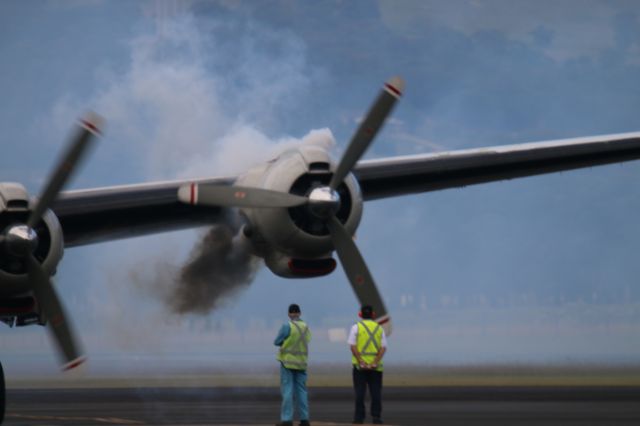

{"left": 274, "top": 303, "right": 311, "bottom": 426}
{"left": 348, "top": 305, "right": 387, "bottom": 424}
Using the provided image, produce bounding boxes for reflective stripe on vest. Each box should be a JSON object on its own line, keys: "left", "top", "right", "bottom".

{"left": 352, "top": 319, "right": 384, "bottom": 371}
{"left": 277, "top": 320, "right": 310, "bottom": 370}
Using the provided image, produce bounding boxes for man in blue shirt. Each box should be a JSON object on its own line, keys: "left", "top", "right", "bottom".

{"left": 274, "top": 303, "right": 311, "bottom": 426}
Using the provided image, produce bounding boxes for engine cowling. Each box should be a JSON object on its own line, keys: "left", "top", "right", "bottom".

{"left": 237, "top": 143, "right": 363, "bottom": 275}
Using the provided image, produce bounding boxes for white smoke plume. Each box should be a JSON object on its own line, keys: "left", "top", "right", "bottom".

{"left": 60, "top": 10, "right": 334, "bottom": 341}
{"left": 51, "top": 13, "right": 321, "bottom": 178}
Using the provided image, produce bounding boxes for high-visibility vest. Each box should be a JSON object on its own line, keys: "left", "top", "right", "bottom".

{"left": 351, "top": 319, "right": 384, "bottom": 371}
{"left": 277, "top": 320, "right": 310, "bottom": 370}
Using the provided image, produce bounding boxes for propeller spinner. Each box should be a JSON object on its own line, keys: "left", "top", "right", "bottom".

{"left": 177, "top": 77, "right": 404, "bottom": 334}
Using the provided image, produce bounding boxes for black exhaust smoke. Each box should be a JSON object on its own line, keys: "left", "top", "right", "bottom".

{"left": 130, "top": 222, "right": 260, "bottom": 316}
{"left": 169, "top": 225, "right": 259, "bottom": 314}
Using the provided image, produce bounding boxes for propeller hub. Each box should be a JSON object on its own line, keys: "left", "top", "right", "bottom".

{"left": 308, "top": 186, "right": 340, "bottom": 219}
{"left": 4, "top": 225, "right": 39, "bottom": 257}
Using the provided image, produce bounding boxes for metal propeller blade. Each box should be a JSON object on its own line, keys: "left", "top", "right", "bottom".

{"left": 27, "top": 112, "right": 103, "bottom": 228}
{"left": 20, "top": 112, "right": 100, "bottom": 370}
{"left": 26, "top": 255, "right": 85, "bottom": 370}
{"left": 178, "top": 183, "right": 309, "bottom": 208}
{"left": 326, "top": 215, "right": 392, "bottom": 335}
{"left": 329, "top": 76, "right": 404, "bottom": 190}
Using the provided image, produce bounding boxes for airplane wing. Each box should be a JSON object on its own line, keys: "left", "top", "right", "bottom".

{"left": 53, "top": 131, "right": 640, "bottom": 247}
{"left": 354, "top": 132, "right": 640, "bottom": 201}
{"left": 52, "top": 176, "right": 235, "bottom": 247}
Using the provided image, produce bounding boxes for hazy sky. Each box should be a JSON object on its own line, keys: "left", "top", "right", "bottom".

{"left": 1, "top": 0, "right": 640, "bottom": 372}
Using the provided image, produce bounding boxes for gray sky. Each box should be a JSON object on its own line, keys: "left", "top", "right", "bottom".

{"left": 1, "top": 0, "right": 640, "bottom": 374}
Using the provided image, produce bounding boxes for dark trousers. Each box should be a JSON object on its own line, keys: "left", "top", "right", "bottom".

{"left": 352, "top": 366, "right": 383, "bottom": 421}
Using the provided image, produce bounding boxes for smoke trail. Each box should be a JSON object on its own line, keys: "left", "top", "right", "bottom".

{"left": 122, "top": 218, "right": 261, "bottom": 315}
{"left": 127, "top": 223, "right": 261, "bottom": 316}
{"left": 167, "top": 224, "right": 260, "bottom": 314}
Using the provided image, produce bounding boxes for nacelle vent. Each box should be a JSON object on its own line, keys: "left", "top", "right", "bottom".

{"left": 265, "top": 250, "right": 337, "bottom": 278}
{"left": 6, "top": 200, "right": 28, "bottom": 210}
{"left": 288, "top": 258, "right": 337, "bottom": 277}
{"left": 308, "top": 162, "right": 330, "bottom": 172}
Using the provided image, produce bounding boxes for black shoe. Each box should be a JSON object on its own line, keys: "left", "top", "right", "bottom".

{"left": 372, "top": 418, "right": 384, "bottom": 424}
{"left": 276, "top": 422, "right": 293, "bottom": 426}
{"left": 299, "top": 421, "right": 311, "bottom": 426}
{"left": 352, "top": 420, "right": 364, "bottom": 424}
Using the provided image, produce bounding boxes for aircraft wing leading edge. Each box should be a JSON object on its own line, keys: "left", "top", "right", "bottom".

{"left": 355, "top": 132, "right": 640, "bottom": 201}
{"left": 52, "top": 132, "right": 640, "bottom": 247}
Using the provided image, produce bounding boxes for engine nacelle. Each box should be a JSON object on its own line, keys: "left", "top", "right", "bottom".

{"left": 237, "top": 142, "right": 363, "bottom": 263}
{"left": 0, "top": 183, "right": 64, "bottom": 298}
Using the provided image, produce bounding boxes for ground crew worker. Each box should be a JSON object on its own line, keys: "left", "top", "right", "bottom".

{"left": 348, "top": 304, "right": 387, "bottom": 424}
{"left": 274, "top": 303, "right": 311, "bottom": 426}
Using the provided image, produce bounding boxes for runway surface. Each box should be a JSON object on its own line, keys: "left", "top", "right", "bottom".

{"left": 4, "top": 386, "right": 640, "bottom": 426}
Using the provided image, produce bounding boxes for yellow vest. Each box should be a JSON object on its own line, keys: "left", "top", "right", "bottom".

{"left": 277, "top": 320, "right": 310, "bottom": 370}
{"left": 351, "top": 319, "right": 384, "bottom": 372}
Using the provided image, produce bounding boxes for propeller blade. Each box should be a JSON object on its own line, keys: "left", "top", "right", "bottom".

{"left": 26, "top": 256, "right": 85, "bottom": 370}
{"left": 178, "top": 183, "right": 309, "bottom": 208}
{"left": 27, "top": 112, "right": 103, "bottom": 228}
{"left": 329, "top": 76, "right": 404, "bottom": 190}
{"left": 326, "top": 215, "right": 392, "bottom": 335}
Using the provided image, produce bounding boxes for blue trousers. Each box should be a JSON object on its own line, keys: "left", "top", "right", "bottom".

{"left": 279, "top": 364, "right": 309, "bottom": 422}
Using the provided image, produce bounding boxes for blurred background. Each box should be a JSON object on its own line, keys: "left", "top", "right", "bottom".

{"left": 1, "top": 0, "right": 640, "bottom": 379}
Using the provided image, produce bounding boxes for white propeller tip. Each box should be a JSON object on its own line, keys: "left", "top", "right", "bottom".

{"left": 384, "top": 76, "right": 404, "bottom": 99}
{"left": 80, "top": 111, "right": 104, "bottom": 136}
{"left": 62, "top": 355, "right": 86, "bottom": 371}
{"left": 177, "top": 183, "right": 198, "bottom": 205}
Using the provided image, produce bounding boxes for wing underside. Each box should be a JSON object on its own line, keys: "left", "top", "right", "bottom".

{"left": 355, "top": 132, "right": 640, "bottom": 201}
{"left": 53, "top": 132, "right": 640, "bottom": 247}
{"left": 53, "top": 177, "right": 235, "bottom": 247}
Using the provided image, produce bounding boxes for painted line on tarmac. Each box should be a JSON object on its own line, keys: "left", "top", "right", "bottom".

{"left": 8, "top": 413, "right": 144, "bottom": 424}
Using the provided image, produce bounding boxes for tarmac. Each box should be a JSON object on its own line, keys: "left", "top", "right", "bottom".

{"left": 4, "top": 386, "right": 640, "bottom": 426}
